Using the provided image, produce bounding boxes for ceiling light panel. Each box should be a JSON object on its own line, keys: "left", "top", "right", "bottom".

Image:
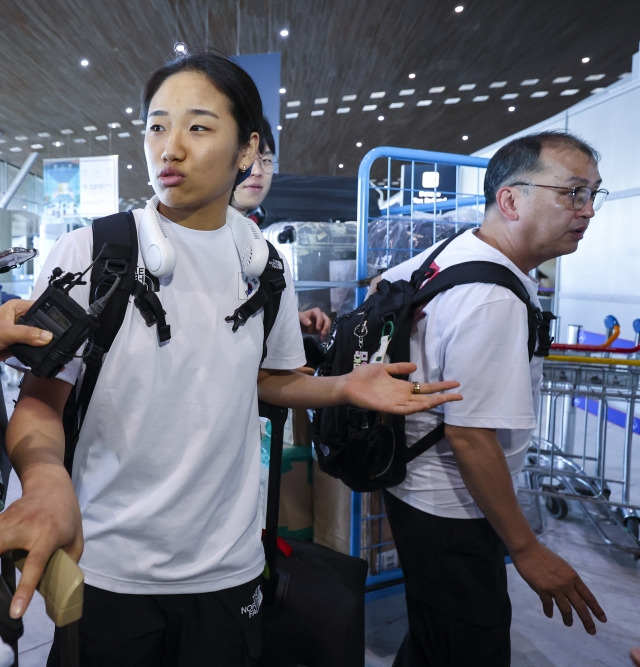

{"left": 585, "top": 74, "right": 605, "bottom": 81}
{"left": 285, "top": 112, "right": 298, "bottom": 119}
{"left": 311, "top": 109, "right": 325, "bottom": 116}
{"left": 489, "top": 81, "right": 507, "bottom": 88}
{"left": 560, "top": 89, "right": 579, "bottom": 96}
{"left": 416, "top": 100, "right": 432, "bottom": 107}
{"left": 389, "top": 102, "right": 405, "bottom": 109}
{"left": 444, "top": 98, "right": 461, "bottom": 104}
{"left": 473, "top": 95, "right": 489, "bottom": 102}
{"left": 429, "top": 86, "right": 445, "bottom": 93}
{"left": 314, "top": 97, "right": 328, "bottom": 104}
{"left": 458, "top": 84, "right": 475, "bottom": 91}
{"left": 370, "top": 91, "right": 386, "bottom": 98}
{"left": 286, "top": 100, "right": 301, "bottom": 107}
{"left": 362, "top": 104, "right": 377, "bottom": 111}
{"left": 530, "top": 91, "right": 549, "bottom": 97}
{"left": 399, "top": 89, "right": 415, "bottom": 96}
{"left": 342, "top": 94, "right": 357, "bottom": 101}
{"left": 520, "top": 79, "right": 539, "bottom": 86}
{"left": 552, "top": 76, "right": 572, "bottom": 83}
{"left": 336, "top": 107, "right": 350, "bottom": 114}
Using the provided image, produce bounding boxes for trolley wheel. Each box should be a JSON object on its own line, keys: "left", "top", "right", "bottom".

{"left": 624, "top": 516, "right": 640, "bottom": 539}
{"left": 545, "top": 495, "right": 569, "bottom": 519}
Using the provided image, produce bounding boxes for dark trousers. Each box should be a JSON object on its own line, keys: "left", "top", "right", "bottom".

{"left": 383, "top": 491, "right": 512, "bottom": 667}
{"left": 47, "top": 575, "right": 263, "bottom": 667}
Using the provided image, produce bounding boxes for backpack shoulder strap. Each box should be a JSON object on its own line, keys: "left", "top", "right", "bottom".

{"left": 63, "top": 211, "right": 139, "bottom": 471}
{"left": 413, "top": 261, "right": 540, "bottom": 360}
{"left": 404, "top": 259, "right": 555, "bottom": 465}
{"left": 225, "top": 240, "right": 285, "bottom": 362}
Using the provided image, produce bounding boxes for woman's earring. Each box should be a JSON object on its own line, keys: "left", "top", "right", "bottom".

{"left": 241, "top": 165, "right": 247, "bottom": 173}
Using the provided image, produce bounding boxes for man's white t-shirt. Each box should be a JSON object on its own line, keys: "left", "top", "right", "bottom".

{"left": 15, "top": 206, "right": 306, "bottom": 594}
{"left": 381, "top": 229, "right": 543, "bottom": 519}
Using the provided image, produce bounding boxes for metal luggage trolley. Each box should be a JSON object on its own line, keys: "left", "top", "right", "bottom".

{"left": 521, "top": 318, "right": 640, "bottom": 558}
{"left": 348, "top": 147, "right": 489, "bottom": 597}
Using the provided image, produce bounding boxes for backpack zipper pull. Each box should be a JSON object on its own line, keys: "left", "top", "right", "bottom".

{"left": 370, "top": 321, "right": 394, "bottom": 364}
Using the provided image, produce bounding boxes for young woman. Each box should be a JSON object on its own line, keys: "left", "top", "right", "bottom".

{"left": 1, "top": 50, "right": 460, "bottom": 666}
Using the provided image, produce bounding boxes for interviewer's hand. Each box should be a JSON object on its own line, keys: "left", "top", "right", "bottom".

{"left": 339, "top": 361, "right": 462, "bottom": 414}
{"left": 0, "top": 300, "right": 52, "bottom": 359}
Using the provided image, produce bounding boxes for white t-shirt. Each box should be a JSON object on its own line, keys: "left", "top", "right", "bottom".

{"left": 381, "top": 229, "right": 543, "bottom": 519}
{"left": 14, "top": 206, "right": 306, "bottom": 594}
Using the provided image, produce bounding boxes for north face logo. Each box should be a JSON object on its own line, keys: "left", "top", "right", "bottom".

{"left": 240, "top": 585, "right": 263, "bottom": 618}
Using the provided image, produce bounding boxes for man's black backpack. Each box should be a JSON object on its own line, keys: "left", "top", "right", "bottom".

{"left": 62, "top": 210, "right": 285, "bottom": 473}
{"left": 312, "top": 230, "right": 555, "bottom": 493}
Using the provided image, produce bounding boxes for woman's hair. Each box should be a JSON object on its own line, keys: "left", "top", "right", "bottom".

{"left": 483, "top": 131, "right": 600, "bottom": 208}
{"left": 140, "top": 49, "right": 263, "bottom": 151}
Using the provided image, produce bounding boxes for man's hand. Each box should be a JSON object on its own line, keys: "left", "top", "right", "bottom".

{"left": 339, "top": 362, "right": 461, "bottom": 414}
{"left": 0, "top": 299, "right": 52, "bottom": 360}
{"left": 511, "top": 541, "right": 607, "bottom": 635}
{"left": 298, "top": 308, "right": 332, "bottom": 338}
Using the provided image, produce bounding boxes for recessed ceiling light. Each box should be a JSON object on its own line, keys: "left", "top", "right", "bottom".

{"left": 336, "top": 107, "right": 351, "bottom": 114}
{"left": 530, "top": 91, "right": 549, "bottom": 97}
{"left": 277, "top": 125, "right": 282, "bottom": 131}
{"left": 454, "top": 5, "right": 464, "bottom": 13}
{"left": 489, "top": 81, "right": 507, "bottom": 88}
{"left": 408, "top": 73, "right": 416, "bottom": 79}
{"left": 560, "top": 89, "right": 579, "bottom": 96}
{"left": 356, "top": 141, "right": 362, "bottom": 148}
{"left": 416, "top": 100, "right": 432, "bottom": 107}
{"left": 338, "top": 163, "right": 344, "bottom": 169}
{"left": 444, "top": 98, "right": 461, "bottom": 104}
{"left": 280, "top": 29, "right": 289, "bottom": 37}
{"left": 80, "top": 58, "right": 89, "bottom": 67}
{"left": 370, "top": 92, "right": 386, "bottom": 99}
{"left": 462, "top": 135, "right": 469, "bottom": 141}
{"left": 311, "top": 110, "right": 324, "bottom": 116}
{"left": 508, "top": 106, "right": 516, "bottom": 112}
{"left": 429, "top": 86, "right": 445, "bottom": 93}
{"left": 582, "top": 57, "right": 590, "bottom": 64}
{"left": 287, "top": 101, "right": 300, "bottom": 107}
{"left": 279, "top": 88, "right": 286, "bottom": 94}
{"left": 173, "top": 42, "right": 188, "bottom": 55}
{"left": 127, "top": 164, "right": 133, "bottom": 169}
{"left": 108, "top": 122, "right": 121, "bottom": 129}
{"left": 458, "top": 84, "right": 475, "bottom": 91}
{"left": 520, "top": 79, "right": 539, "bottom": 86}
{"left": 53, "top": 141, "right": 63, "bottom": 147}
{"left": 362, "top": 104, "right": 377, "bottom": 111}
{"left": 314, "top": 97, "right": 328, "bottom": 104}
{"left": 83, "top": 126, "right": 97, "bottom": 132}
{"left": 552, "top": 76, "right": 572, "bottom": 84}
{"left": 472, "top": 95, "right": 489, "bottom": 102}
{"left": 377, "top": 115, "right": 385, "bottom": 121}
{"left": 389, "top": 102, "right": 404, "bottom": 109}
{"left": 284, "top": 112, "right": 298, "bottom": 119}
{"left": 125, "top": 107, "right": 133, "bottom": 114}
{"left": 399, "top": 89, "right": 415, "bottom": 96}
{"left": 342, "top": 94, "right": 357, "bottom": 101}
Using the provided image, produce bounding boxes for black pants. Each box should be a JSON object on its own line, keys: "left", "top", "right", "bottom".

{"left": 47, "top": 576, "right": 263, "bottom": 667}
{"left": 383, "top": 491, "right": 511, "bottom": 667}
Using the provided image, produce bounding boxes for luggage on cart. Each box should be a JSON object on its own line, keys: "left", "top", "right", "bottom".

{"left": 262, "top": 221, "right": 358, "bottom": 317}
{"left": 259, "top": 401, "right": 368, "bottom": 667}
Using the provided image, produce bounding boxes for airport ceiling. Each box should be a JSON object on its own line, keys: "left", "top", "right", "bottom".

{"left": 1, "top": 0, "right": 639, "bottom": 209}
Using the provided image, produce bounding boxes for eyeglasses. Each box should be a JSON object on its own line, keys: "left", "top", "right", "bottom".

{"left": 253, "top": 155, "right": 277, "bottom": 174}
{"left": 509, "top": 182, "right": 609, "bottom": 211}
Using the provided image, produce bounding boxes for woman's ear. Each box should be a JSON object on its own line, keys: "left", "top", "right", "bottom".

{"left": 238, "top": 132, "right": 259, "bottom": 171}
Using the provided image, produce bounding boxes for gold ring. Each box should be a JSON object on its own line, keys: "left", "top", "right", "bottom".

{"left": 412, "top": 382, "right": 420, "bottom": 394}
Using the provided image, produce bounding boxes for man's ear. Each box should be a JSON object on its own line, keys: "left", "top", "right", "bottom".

{"left": 495, "top": 185, "right": 520, "bottom": 221}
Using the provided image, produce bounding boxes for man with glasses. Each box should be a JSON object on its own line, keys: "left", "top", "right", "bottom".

{"left": 377, "top": 131, "right": 607, "bottom": 666}
{"left": 232, "top": 117, "right": 331, "bottom": 338}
